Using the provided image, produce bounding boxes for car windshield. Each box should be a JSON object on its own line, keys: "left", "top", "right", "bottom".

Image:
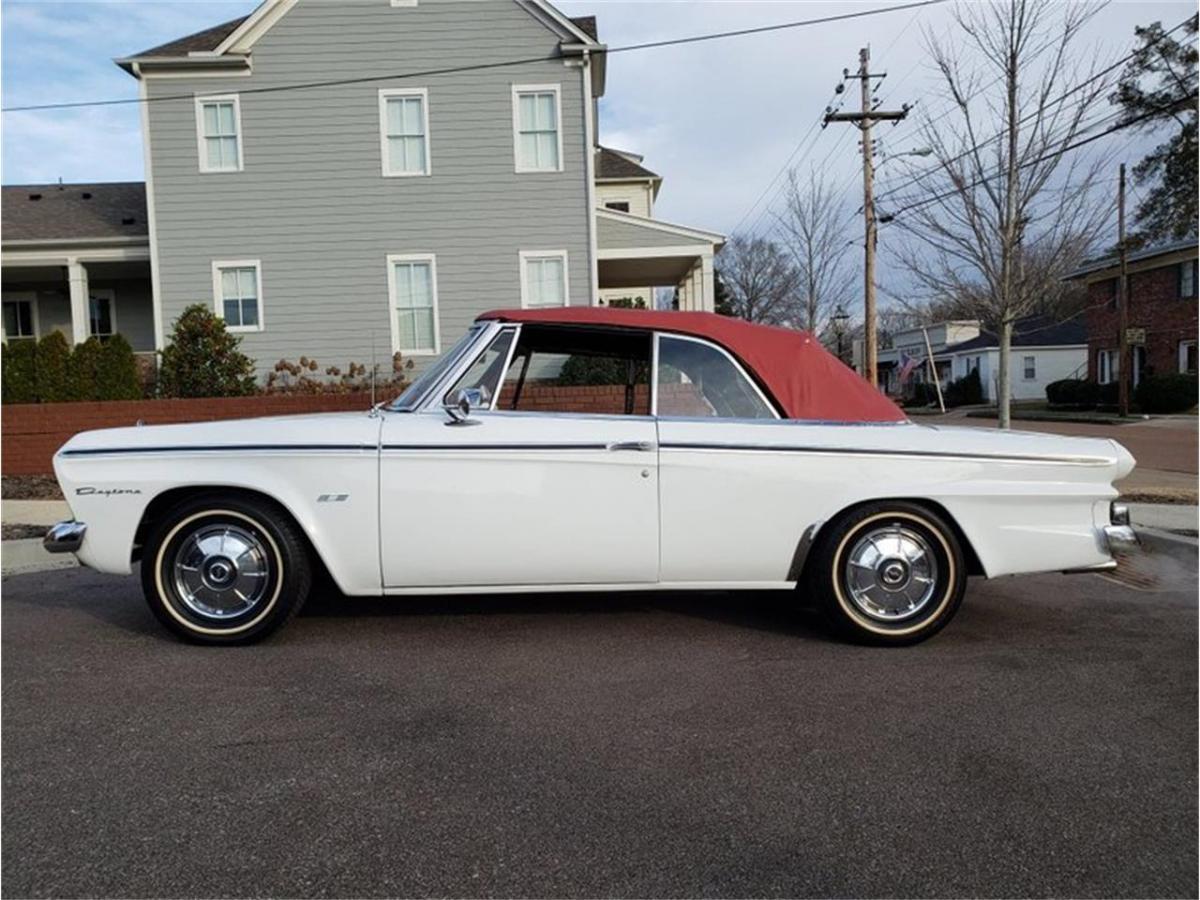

{"left": 389, "top": 325, "right": 484, "bottom": 411}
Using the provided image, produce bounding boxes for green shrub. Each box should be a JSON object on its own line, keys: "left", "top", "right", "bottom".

{"left": 34, "top": 331, "right": 72, "bottom": 402}
{"left": 2, "top": 340, "right": 37, "bottom": 404}
{"left": 1046, "top": 378, "right": 1099, "bottom": 408}
{"left": 158, "top": 304, "right": 257, "bottom": 398}
{"left": 943, "top": 368, "right": 983, "bottom": 407}
{"left": 67, "top": 337, "right": 104, "bottom": 401}
{"left": 903, "top": 383, "right": 940, "bottom": 407}
{"left": 1135, "top": 373, "right": 1198, "bottom": 414}
{"left": 96, "top": 334, "right": 142, "bottom": 400}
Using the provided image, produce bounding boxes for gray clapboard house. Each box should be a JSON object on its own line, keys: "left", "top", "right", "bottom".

{"left": 1, "top": 0, "right": 723, "bottom": 375}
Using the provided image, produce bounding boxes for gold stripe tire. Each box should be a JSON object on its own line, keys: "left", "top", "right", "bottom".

{"left": 804, "top": 502, "right": 967, "bottom": 646}
{"left": 141, "top": 493, "right": 312, "bottom": 645}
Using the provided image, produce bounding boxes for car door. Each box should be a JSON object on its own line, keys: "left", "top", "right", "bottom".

{"left": 653, "top": 332, "right": 806, "bottom": 586}
{"left": 379, "top": 324, "right": 659, "bottom": 589}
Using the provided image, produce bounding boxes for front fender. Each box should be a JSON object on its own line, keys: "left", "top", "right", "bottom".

{"left": 53, "top": 448, "right": 381, "bottom": 595}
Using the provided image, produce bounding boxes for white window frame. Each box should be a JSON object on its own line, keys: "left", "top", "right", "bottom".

{"left": 1179, "top": 340, "right": 1197, "bottom": 375}
{"left": 386, "top": 253, "right": 441, "bottom": 356}
{"left": 1098, "top": 348, "right": 1118, "bottom": 385}
{"left": 519, "top": 250, "right": 570, "bottom": 308}
{"left": 512, "top": 84, "right": 563, "bottom": 174}
{"left": 603, "top": 198, "right": 633, "bottom": 213}
{"left": 211, "top": 259, "right": 264, "bottom": 333}
{"left": 1022, "top": 355, "right": 1036, "bottom": 380}
{"left": 378, "top": 88, "right": 431, "bottom": 177}
{"left": 88, "top": 287, "right": 118, "bottom": 339}
{"left": 194, "top": 94, "right": 244, "bottom": 173}
{"left": 2, "top": 292, "right": 39, "bottom": 342}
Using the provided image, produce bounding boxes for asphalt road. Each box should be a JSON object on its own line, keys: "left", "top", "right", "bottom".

{"left": 3, "top": 541, "right": 1197, "bottom": 899}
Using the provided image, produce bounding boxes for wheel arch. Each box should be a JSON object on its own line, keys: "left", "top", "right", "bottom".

{"left": 791, "top": 497, "right": 987, "bottom": 583}
{"left": 132, "top": 484, "right": 336, "bottom": 586}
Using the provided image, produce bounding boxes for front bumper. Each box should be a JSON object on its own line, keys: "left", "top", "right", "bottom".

{"left": 44, "top": 520, "right": 87, "bottom": 554}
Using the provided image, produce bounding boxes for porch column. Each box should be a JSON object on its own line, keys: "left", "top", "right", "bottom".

{"left": 699, "top": 252, "right": 714, "bottom": 312}
{"left": 677, "top": 276, "right": 690, "bottom": 311}
{"left": 66, "top": 258, "right": 89, "bottom": 345}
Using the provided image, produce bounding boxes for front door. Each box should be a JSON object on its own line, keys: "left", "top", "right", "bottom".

{"left": 378, "top": 324, "right": 659, "bottom": 588}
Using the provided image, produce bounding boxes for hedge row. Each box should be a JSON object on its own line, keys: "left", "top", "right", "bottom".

{"left": 1046, "top": 376, "right": 1197, "bottom": 414}
{"left": 2, "top": 333, "right": 141, "bottom": 404}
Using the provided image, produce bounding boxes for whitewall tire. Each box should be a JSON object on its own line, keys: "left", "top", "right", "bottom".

{"left": 805, "top": 501, "right": 967, "bottom": 646}
{"left": 141, "top": 493, "right": 312, "bottom": 644}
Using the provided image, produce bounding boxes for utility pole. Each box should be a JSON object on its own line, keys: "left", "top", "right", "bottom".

{"left": 1117, "top": 163, "right": 1130, "bottom": 417}
{"left": 824, "top": 47, "right": 911, "bottom": 387}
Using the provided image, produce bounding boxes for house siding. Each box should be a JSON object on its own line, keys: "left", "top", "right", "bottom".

{"left": 597, "top": 215, "right": 711, "bottom": 251}
{"left": 144, "top": 0, "right": 592, "bottom": 373}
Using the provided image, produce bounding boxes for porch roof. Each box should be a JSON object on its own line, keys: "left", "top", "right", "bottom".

{"left": 2, "top": 182, "right": 148, "bottom": 243}
{"left": 596, "top": 208, "right": 723, "bottom": 288}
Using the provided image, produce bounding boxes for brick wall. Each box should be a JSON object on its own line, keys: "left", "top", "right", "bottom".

{"left": 2, "top": 393, "right": 374, "bottom": 475}
{"left": 1085, "top": 259, "right": 1198, "bottom": 380}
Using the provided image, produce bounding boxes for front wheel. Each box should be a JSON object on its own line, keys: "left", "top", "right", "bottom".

{"left": 141, "top": 493, "right": 311, "bottom": 644}
{"left": 805, "top": 502, "right": 967, "bottom": 646}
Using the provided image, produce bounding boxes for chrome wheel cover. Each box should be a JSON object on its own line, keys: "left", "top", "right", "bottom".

{"left": 844, "top": 524, "right": 939, "bottom": 622}
{"left": 171, "top": 523, "right": 271, "bottom": 621}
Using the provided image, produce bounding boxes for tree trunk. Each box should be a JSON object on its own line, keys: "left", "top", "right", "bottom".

{"left": 997, "top": 317, "right": 1013, "bottom": 429}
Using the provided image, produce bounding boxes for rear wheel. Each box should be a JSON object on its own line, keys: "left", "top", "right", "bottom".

{"left": 141, "top": 493, "right": 311, "bottom": 644}
{"left": 805, "top": 502, "right": 966, "bottom": 645}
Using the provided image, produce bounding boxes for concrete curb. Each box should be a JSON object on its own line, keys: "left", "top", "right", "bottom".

{"left": 1, "top": 538, "right": 78, "bottom": 577}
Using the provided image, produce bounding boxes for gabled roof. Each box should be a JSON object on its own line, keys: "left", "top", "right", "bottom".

{"left": 1065, "top": 238, "right": 1198, "bottom": 280}
{"left": 477, "top": 307, "right": 907, "bottom": 422}
{"left": 944, "top": 315, "right": 1087, "bottom": 353}
{"left": 131, "top": 15, "right": 248, "bottom": 58}
{"left": 596, "top": 146, "right": 660, "bottom": 181}
{"left": 120, "top": 0, "right": 600, "bottom": 71}
{"left": 2, "top": 183, "right": 148, "bottom": 243}
{"left": 569, "top": 15, "right": 598, "bottom": 41}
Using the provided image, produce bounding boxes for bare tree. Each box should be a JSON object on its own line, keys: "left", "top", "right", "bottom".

{"left": 715, "top": 234, "right": 801, "bottom": 325}
{"left": 775, "top": 168, "right": 855, "bottom": 333}
{"left": 889, "top": 0, "right": 1111, "bottom": 427}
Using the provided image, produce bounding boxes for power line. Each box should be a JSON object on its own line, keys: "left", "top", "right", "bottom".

{"left": 1, "top": 0, "right": 950, "bottom": 114}
{"left": 883, "top": 97, "right": 1190, "bottom": 220}
{"left": 873, "top": 14, "right": 1195, "bottom": 205}
{"left": 736, "top": 3, "right": 935, "bottom": 241}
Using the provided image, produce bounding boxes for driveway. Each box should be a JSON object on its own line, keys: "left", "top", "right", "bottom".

{"left": 3, "top": 543, "right": 1197, "bottom": 898}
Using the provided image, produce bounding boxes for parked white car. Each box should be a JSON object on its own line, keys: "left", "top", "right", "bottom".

{"left": 47, "top": 308, "right": 1137, "bottom": 645}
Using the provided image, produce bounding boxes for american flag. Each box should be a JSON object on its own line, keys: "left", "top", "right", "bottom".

{"left": 898, "top": 351, "right": 920, "bottom": 384}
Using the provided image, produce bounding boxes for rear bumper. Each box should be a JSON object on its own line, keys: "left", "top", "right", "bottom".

{"left": 43, "top": 520, "right": 87, "bottom": 554}
{"left": 1102, "top": 523, "right": 1139, "bottom": 551}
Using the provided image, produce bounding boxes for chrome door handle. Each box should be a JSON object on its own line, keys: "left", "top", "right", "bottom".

{"left": 606, "top": 440, "right": 656, "bottom": 452}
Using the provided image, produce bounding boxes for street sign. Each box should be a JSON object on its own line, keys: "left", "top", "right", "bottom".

{"left": 1125, "top": 327, "right": 1146, "bottom": 345}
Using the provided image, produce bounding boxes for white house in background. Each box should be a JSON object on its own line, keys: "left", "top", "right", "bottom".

{"left": 875, "top": 315, "right": 1088, "bottom": 403}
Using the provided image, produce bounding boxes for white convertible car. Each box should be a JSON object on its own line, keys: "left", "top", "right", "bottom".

{"left": 47, "top": 308, "right": 1137, "bottom": 645}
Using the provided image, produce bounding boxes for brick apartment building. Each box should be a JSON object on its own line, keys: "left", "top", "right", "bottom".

{"left": 1066, "top": 239, "right": 1198, "bottom": 387}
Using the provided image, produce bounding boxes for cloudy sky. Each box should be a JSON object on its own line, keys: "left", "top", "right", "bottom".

{"left": 1, "top": 0, "right": 1191, "bottom": 244}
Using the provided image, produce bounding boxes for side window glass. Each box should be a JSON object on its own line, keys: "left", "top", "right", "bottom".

{"left": 495, "top": 326, "right": 650, "bottom": 415}
{"left": 656, "top": 335, "right": 774, "bottom": 419}
{"left": 444, "top": 328, "right": 515, "bottom": 407}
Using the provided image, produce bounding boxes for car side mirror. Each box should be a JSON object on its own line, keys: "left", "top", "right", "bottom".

{"left": 444, "top": 387, "right": 489, "bottom": 426}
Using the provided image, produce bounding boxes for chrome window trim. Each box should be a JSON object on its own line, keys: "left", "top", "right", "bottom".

{"left": 652, "top": 331, "right": 782, "bottom": 420}
{"left": 490, "top": 325, "right": 522, "bottom": 411}
{"left": 401, "top": 322, "right": 499, "bottom": 413}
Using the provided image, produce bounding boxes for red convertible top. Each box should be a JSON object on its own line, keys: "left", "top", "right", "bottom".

{"left": 478, "top": 307, "right": 906, "bottom": 423}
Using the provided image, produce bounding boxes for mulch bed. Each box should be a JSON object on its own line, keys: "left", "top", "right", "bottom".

{"left": 1, "top": 475, "right": 63, "bottom": 500}
{"left": 2, "top": 524, "right": 48, "bottom": 541}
